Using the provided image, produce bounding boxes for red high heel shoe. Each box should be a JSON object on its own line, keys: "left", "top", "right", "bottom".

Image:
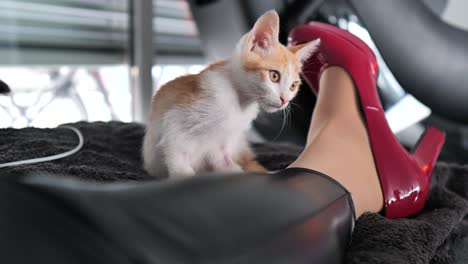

{"left": 289, "top": 22, "right": 446, "bottom": 218}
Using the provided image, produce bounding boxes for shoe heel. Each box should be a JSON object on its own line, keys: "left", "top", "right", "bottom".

{"left": 412, "top": 127, "right": 446, "bottom": 176}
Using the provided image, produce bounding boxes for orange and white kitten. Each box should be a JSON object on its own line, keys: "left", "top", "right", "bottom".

{"left": 143, "top": 10, "right": 320, "bottom": 178}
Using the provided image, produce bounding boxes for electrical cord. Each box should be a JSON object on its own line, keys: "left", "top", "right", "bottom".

{"left": 0, "top": 125, "right": 84, "bottom": 168}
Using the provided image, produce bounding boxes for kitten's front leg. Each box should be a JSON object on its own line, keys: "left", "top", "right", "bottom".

{"left": 168, "top": 165, "right": 196, "bottom": 178}
{"left": 208, "top": 147, "right": 243, "bottom": 173}
{"left": 166, "top": 151, "right": 197, "bottom": 178}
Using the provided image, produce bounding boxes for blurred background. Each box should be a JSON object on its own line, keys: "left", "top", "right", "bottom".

{"left": 0, "top": 0, "right": 204, "bottom": 128}
{"left": 1, "top": 0, "right": 467, "bottom": 162}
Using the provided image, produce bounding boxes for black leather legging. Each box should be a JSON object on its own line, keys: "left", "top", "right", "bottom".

{"left": 0, "top": 168, "right": 355, "bottom": 264}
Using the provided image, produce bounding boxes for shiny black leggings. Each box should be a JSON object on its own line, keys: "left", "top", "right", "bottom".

{"left": 0, "top": 168, "right": 355, "bottom": 264}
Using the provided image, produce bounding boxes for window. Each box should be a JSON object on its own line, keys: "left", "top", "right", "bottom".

{"left": 0, "top": 0, "right": 206, "bottom": 128}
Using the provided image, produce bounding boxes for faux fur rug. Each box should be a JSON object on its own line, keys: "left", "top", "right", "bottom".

{"left": 1, "top": 121, "right": 467, "bottom": 263}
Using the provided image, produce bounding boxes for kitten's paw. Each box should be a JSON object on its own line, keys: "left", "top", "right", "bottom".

{"left": 229, "top": 163, "right": 244, "bottom": 173}
{"left": 167, "top": 163, "right": 196, "bottom": 179}
{"left": 209, "top": 152, "right": 244, "bottom": 173}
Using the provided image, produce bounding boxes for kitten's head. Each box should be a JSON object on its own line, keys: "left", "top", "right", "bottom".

{"left": 234, "top": 10, "right": 320, "bottom": 113}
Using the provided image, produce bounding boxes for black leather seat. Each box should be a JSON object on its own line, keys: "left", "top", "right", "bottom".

{"left": 1, "top": 168, "right": 354, "bottom": 264}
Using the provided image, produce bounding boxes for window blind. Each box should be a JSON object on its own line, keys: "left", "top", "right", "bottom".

{"left": 0, "top": 0, "right": 203, "bottom": 65}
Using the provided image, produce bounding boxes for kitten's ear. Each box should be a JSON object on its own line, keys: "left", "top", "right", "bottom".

{"left": 249, "top": 10, "right": 280, "bottom": 55}
{"left": 288, "top": 39, "right": 321, "bottom": 63}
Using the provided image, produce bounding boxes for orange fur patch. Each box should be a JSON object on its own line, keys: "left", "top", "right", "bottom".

{"left": 204, "top": 59, "right": 228, "bottom": 72}
{"left": 259, "top": 71, "right": 267, "bottom": 81}
{"left": 242, "top": 43, "right": 302, "bottom": 77}
{"left": 241, "top": 159, "right": 268, "bottom": 173}
{"left": 150, "top": 60, "right": 230, "bottom": 119}
{"left": 236, "top": 148, "right": 268, "bottom": 173}
{"left": 151, "top": 74, "right": 201, "bottom": 119}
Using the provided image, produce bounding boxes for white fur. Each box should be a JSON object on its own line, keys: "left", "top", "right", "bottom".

{"left": 143, "top": 60, "right": 261, "bottom": 178}
{"left": 295, "top": 39, "right": 321, "bottom": 63}
{"left": 142, "top": 10, "right": 317, "bottom": 179}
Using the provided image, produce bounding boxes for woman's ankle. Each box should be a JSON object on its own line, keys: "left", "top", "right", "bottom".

{"left": 289, "top": 120, "right": 384, "bottom": 217}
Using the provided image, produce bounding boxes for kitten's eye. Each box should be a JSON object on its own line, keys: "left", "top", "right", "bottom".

{"left": 269, "top": 70, "right": 280, "bottom": 83}
{"left": 290, "top": 81, "right": 300, "bottom": 91}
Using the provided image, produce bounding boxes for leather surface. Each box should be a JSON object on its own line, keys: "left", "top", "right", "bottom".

{"left": 349, "top": 0, "right": 468, "bottom": 123}
{"left": 0, "top": 168, "right": 354, "bottom": 264}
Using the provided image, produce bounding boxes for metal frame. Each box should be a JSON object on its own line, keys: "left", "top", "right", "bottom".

{"left": 130, "top": 0, "right": 154, "bottom": 123}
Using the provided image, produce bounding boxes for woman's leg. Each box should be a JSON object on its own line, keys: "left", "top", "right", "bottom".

{"left": 289, "top": 66, "right": 384, "bottom": 218}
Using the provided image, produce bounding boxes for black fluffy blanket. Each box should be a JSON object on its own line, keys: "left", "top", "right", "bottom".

{"left": 1, "top": 121, "right": 467, "bottom": 263}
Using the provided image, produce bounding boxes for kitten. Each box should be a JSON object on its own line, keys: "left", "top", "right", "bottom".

{"left": 143, "top": 10, "right": 320, "bottom": 178}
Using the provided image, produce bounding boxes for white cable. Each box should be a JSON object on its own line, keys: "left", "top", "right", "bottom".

{"left": 0, "top": 125, "right": 84, "bottom": 168}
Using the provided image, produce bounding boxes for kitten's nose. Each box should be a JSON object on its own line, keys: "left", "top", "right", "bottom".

{"left": 280, "top": 97, "right": 287, "bottom": 106}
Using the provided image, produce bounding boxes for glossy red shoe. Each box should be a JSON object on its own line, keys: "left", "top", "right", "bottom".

{"left": 289, "top": 22, "right": 446, "bottom": 218}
